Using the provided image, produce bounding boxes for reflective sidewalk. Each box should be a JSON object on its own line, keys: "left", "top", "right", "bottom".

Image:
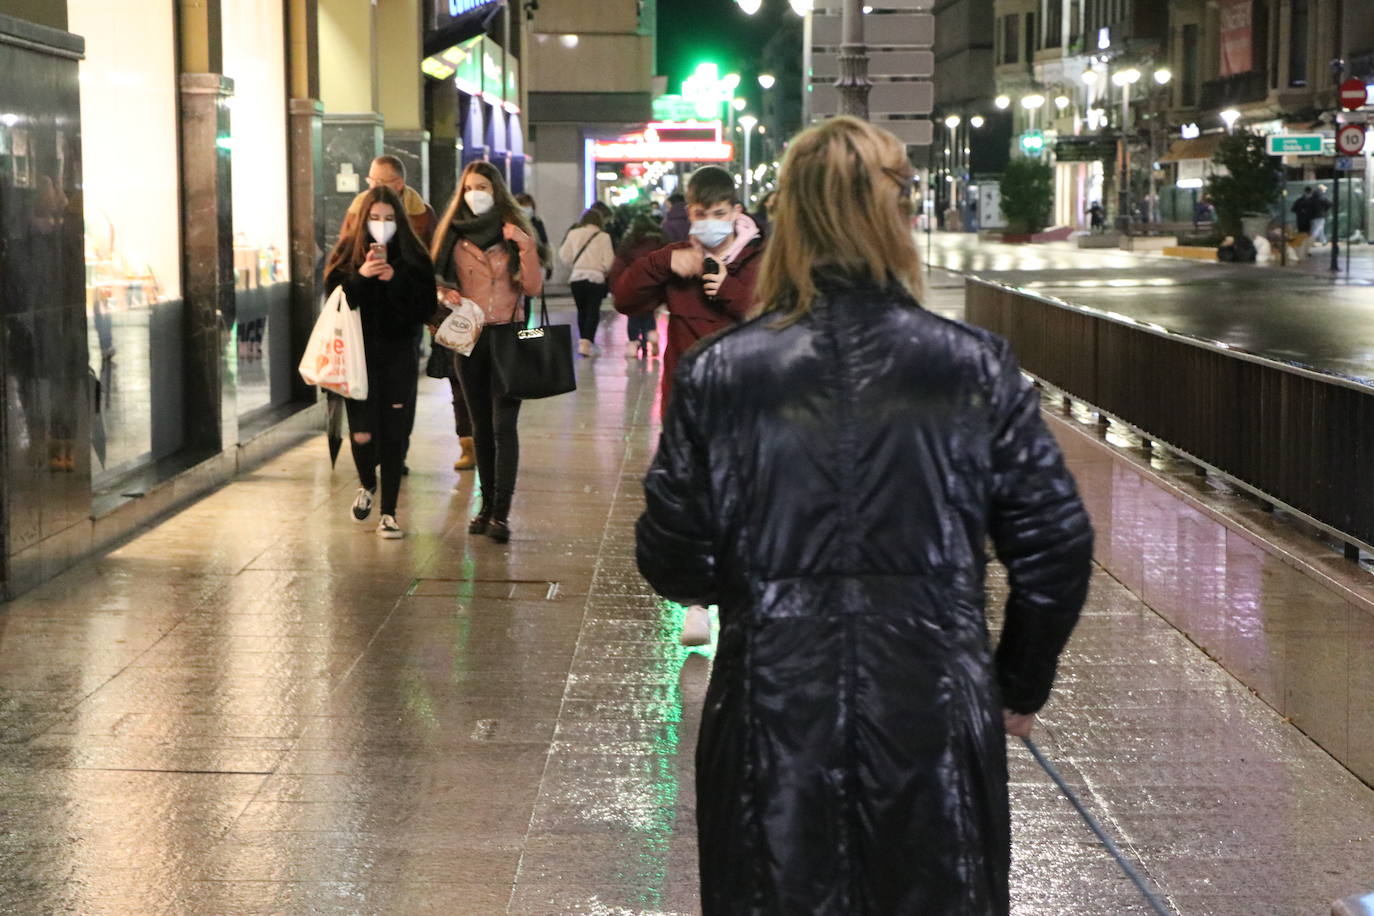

{"left": 1, "top": 297, "right": 1373, "bottom": 915}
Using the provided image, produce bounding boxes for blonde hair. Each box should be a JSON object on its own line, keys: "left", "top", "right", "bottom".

{"left": 755, "top": 116, "right": 922, "bottom": 326}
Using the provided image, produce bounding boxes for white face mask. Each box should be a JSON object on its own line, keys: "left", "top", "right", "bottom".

{"left": 689, "top": 218, "right": 734, "bottom": 250}
{"left": 465, "top": 190, "right": 495, "bottom": 215}
{"left": 367, "top": 219, "right": 397, "bottom": 245}
{"left": 518, "top": 205, "right": 534, "bottom": 219}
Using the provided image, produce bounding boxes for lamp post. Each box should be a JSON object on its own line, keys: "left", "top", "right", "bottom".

{"left": 944, "top": 114, "right": 961, "bottom": 218}
{"left": 740, "top": 114, "right": 758, "bottom": 208}
{"left": 1111, "top": 67, "right": 1141, "bottom": 232}
{"left": 1147, "top": 68, "right": 1171, "bottom": 225}
{"left": 1021, "top": 94, "right": 1045, "bottom": 133}
{"left": 837, "top": 0, "right": 871, "bottom": 117}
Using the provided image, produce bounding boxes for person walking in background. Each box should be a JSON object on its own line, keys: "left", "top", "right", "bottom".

{"left": 515, "top": 192, "right": 553, "bottom": 283}
{"left": 1291, "top": 186, "right": 1315, "bottom": 239}
{"left": 608, "top": 215, "right": 666, "bottom": 359}
{"left": 559, "top": 208, "right": 616, "bottom": 357}
{"left": 660, "top": 192, "right": 690, "bottom": 243}
{"left": 635, "top": 115, "right": 1094, "bottom": 916}
{"left": 1310, "top": 185, "right": 1331, "bottom": 245}
{"left": 323, "top": 185, "right": 436, "bottom": 539}
{"left": 1086, "top": 200, "right": 1105, "bottom": 233}
{"left": 431, "top": 161, "right": 543, "bottom": 544}
{"left": 612, "top": 164, "right": 765, "bottom": 646}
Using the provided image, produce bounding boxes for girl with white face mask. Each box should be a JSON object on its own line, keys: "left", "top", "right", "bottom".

{"left": 430, "top": 162, "right": 544, "bottom": 545}
{"left": 321, "top": 186, "right": 437, "bottom": 539}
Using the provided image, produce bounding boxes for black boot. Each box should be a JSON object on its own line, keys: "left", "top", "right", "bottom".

{"left": 468, "top": 493, "right": 493, "bottom": 535}
{"left": 488, "top": 491, "right": 513, "bottom": 544}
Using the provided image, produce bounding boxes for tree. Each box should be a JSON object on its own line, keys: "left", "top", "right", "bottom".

{"left": 1205, "top": 130, "right": 1280, "bottom": 236}
{"left": 999, "top": 158, "right": 1054, "bottom": 234}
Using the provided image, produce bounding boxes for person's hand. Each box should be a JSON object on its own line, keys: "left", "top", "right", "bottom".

{"left": 358, "top": 257, "right": 385, "bottom": 278}
{"left": 670, "top": 246, "right": 705, "bottom": 278}
{"left": 702, "top": 261, "right": 726, "bottom": 297}
{"left": 376, "top": 263, "right": 395, "bottom": 282}
{"left": 439, "top": 287, "right": 463, "bottom": 306}
{"left": 503, "top": 222, "right": 529, "bottom": 245}
{"left": 1003, "top": 709, "right": 1036, "bottom": 738}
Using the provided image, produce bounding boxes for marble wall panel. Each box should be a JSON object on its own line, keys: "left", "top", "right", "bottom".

{"left": 0, "top": 15, "right": 90, "bottom": 596}
{"left": 321, "top": 114, "right": 382, "bottom": 246}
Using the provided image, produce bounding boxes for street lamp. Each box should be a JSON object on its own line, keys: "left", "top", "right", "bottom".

{"left": 1111, "top": 68, "right": 1141, "bottom": 233}
{"left": 1055, "top": 95, "right": 1071, "bottom": 111}
{"left": 969, "top": 115, "right": 985, "bottom": 129}
{"left": 789, "top": 0, "right": 811, "bottom": 13}
{"left": 735, "top": 0, "right": 762, "bottom": 12}
{"left": 758, "top": 73, "right": 775, "bottom": 90}
{"left": 1081, "top": 69, "right": 1098, "bottom": 85}
{"left": 739, "top": 114, "right": 759, "bottom": 209}
{"left": 1153, "top": 68, "right": 1172, "bottom": 85}
{"left": 1219, "top": 108, "right": 1241, "bottom": 132}
{"left": 944, "top": 114, "right": 961, "bottom": 130}
{"left": 995, "top": 94, "right": 1011, "bottom": 110}
{"left": 1021, "top": 93, "right": 1045, "bottom": 131}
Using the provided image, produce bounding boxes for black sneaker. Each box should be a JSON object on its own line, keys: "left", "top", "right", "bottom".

{"left": 468, "top": 513, "right": 492, "bottom": 535}
{"left": 487, "top": 519, "right": 510, "bottom": 544}
{"left": 351, "top": 487, "right": 374, "bottom": 521}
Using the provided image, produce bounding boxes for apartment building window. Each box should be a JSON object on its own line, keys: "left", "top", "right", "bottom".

{"left": 1181, "top": 24, "right": 1198, "bottom": 106}
{"left": 1289, "top": 0, "right": 1308, "bottom": 86}
{"left": 1004, "top": 15, "right": 1020, "bottom": 64}
{"left": 1026, "top": 12, "right": 1037, "bottom": 59}
{"left": 1069, "top": 0, "right": 1082, "bottom": 47}
{"left": 1044, "top": 0, "right": 1063, "bottom": 49}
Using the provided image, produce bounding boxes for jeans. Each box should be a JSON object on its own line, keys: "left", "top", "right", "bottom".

{"left": 448, "top": 375, "right": 473, "bottom": 438}
{"left": 570, "top": 279, "right": 608, "bottom": 343}
{"left": 345, "top": 342, "right": 418, "bottom": 517}
{"left": 1310, "top": 217, "right": 1327, "bottom": 244}
{"left": 454, "top": 329, "right": 523, "bottom": 519}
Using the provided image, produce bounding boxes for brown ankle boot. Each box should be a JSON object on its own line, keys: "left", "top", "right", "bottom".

{"left": 454, "top": 437, "right": 476, "bottom": 471}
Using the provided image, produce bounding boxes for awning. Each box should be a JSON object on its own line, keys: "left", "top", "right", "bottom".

{"left": 1160, "top": 133, "right": 1226, "bottom": 163}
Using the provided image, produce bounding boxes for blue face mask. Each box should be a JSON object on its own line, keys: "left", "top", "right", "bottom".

{"left": 689, "top": 218, "right": 734, "bottom": 249}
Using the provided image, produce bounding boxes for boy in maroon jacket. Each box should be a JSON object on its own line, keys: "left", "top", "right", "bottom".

{"left": 612, "top": 166, "right": 765, "bottom": 409}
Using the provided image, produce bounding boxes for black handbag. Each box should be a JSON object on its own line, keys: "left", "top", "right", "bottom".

{"left": 487, "top": 296, "right": 577, "bottom": 400}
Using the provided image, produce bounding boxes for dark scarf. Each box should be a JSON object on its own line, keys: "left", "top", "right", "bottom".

{"left": 437, "top": 205, "right": 505, "bottom": 284}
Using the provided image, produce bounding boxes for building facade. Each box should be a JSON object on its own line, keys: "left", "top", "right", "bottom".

{"left": 525, "top": 0, "right": 656, "bottom": 272}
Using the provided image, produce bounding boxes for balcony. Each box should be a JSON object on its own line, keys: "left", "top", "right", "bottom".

{"left": 1198, "top": 70, "right": 1268, "bottom": 111}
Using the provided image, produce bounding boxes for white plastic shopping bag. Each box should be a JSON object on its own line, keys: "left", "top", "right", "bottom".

{"left": 298, "top": 285, "right": 369, "bottom": 399}
{"left": 434, "top": 297, "right": 485, "bottom": 356}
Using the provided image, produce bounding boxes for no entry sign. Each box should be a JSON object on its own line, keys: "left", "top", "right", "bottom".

{"left": 1340, "top": 78, "right": 1368, "bottom": 111}
{"left": 1337, "top": 123, "right": 1366, "bottom": 155}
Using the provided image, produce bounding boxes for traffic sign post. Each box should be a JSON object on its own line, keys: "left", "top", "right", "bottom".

{"left": 1336, "top": 123, "right": 1366, "bottom": 156}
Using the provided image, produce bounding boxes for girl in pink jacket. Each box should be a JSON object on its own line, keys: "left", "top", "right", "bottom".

{"left": 431, "top": 161, "right": 543, "bottom": 544}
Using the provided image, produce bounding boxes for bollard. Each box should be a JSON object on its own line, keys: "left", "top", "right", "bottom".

{"left": 1332, "top": 892, "right": 1374, "bottom": 915}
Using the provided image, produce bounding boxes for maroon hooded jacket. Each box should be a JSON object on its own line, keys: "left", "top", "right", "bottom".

{"left": 611, "top": 239, "right": 764, "bottom": 408}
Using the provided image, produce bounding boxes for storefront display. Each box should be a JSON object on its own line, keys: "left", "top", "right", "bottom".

{"left": 70, "top": 0, "right": 183, "bottom": 481}
{"left": 223, "top": 0, "right": 293, "bottom": 418}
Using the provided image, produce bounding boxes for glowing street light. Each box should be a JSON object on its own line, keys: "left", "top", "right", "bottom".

{"left": 1111, "top": 68, "right": 1141, "bottom": 87}
{"left": 758, "top": 73, "right": 776, "bottom": 90}
{"left": 723, "top": 72, "right": 742, "bottom": 91}
{"left": 1219, "top": 108, "right": 1241, "bottom": 131}
{"left": 733, "top": 97, "right": 747, "bottom": 111}
{"left": 944, "top": 114, "right": 961, "bottom": 129}
{"left": 1153, "top": 68, "right": 1172, "bottom": 85}
{"left": 969, "top": 115, "right": 985, "bottom": 128}
{"left": 735, "top": 0, "right": 762, "bottom": 13}
{"left": 1081, "top": 69, "right": 1099, "bottom": 84}
{"left": 789, "top": 0, "right": 812, "bottom": 13}
{"left": 1054, "top": 95, "right": 1071, "bottom": 110}
{"left": 994, "top": 94, "right": 1011, "bottom": 110}
{"left": 739, "top": 114, "right": 759, "bottom": 209}
{"left": 1021, "top": 94, "right": 1045, "bottom": 110}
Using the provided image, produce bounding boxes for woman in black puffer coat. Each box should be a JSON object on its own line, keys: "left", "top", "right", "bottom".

{"left": 635, "top": 116, "right": 1094, "bottom": 915}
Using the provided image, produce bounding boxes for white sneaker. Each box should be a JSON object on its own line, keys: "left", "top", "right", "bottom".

{"left": 578, "top": 338, "right": 594, "bottom": 357}
{"left": 377, "top": 514, "right": 403, "bottom": 539}
{"left": 351, "top": 487, "right": 374, "bottom": 521}
{"left": 679, "top": 605, "right": 712, "bottom": 647}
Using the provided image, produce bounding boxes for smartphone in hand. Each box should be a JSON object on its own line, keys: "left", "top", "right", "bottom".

{"left": 369, "top": 242, "right": 387, "bottom": 260}
{"left": 703, "top": 257, "right": 720, "bottom": 277}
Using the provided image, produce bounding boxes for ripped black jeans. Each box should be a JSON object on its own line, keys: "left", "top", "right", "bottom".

{"left": 345, "top": 342, "right": 419, "bottom": 518}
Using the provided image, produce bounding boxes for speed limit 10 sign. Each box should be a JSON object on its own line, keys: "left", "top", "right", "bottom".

{"left": 1337, "top": 123, "right": 1366, "bottom": 155}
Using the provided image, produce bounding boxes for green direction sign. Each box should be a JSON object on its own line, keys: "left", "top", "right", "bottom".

{"left": 1020, "top": 130, "right": 1045, "bottom": 157}
{"left": 1266, "top": 133, "right": 1325, "bottom": 156}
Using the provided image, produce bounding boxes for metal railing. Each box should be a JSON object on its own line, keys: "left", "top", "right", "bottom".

{"left": 965, "top": 278, "right": 1374, "bottom": 556}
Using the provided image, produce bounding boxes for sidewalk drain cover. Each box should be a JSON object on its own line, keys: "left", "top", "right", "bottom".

{"left": 406, "top": 578, "right": 562, "bottom": 600}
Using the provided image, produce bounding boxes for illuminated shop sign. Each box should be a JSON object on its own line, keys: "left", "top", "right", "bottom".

{"left": 592, "top": 123, "right": 733, "bottom": 162}
{"left": 421, "top": 34, "right": 520, "bottom": 113}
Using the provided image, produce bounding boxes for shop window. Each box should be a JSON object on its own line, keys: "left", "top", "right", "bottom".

{"left": 70, "top": 0, "right": 183, "bottom": 482}
{"left": 223, "top": 0, "right": 293, "bottom": 420}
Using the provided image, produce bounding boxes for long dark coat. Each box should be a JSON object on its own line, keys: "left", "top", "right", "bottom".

{"left": 636, "top": 274, "right": 1094, "bottom": 915}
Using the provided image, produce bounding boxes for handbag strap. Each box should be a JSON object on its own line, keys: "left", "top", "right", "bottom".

{"left": 570, "top": 229, "right": 601, "bottom": 271}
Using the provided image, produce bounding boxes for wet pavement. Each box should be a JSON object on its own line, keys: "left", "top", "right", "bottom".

{"left": 925, "top": 233, "right": 1374, "bottom": 384}
{"left": 2, "top": 297, "right": 1373, "bottom": 914}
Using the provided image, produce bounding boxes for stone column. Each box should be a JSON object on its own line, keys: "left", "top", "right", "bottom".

{"left": 288, "top": 98, "right": 325, "bottom": 403}
{"left": 178, "top": 72, "right": 237, "bottom": 455}
{"left": 322, "top": 113, "right": 384, "bottom": 243}
{"left": 384, "top": 129, "right": 432, "bottom": 202}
